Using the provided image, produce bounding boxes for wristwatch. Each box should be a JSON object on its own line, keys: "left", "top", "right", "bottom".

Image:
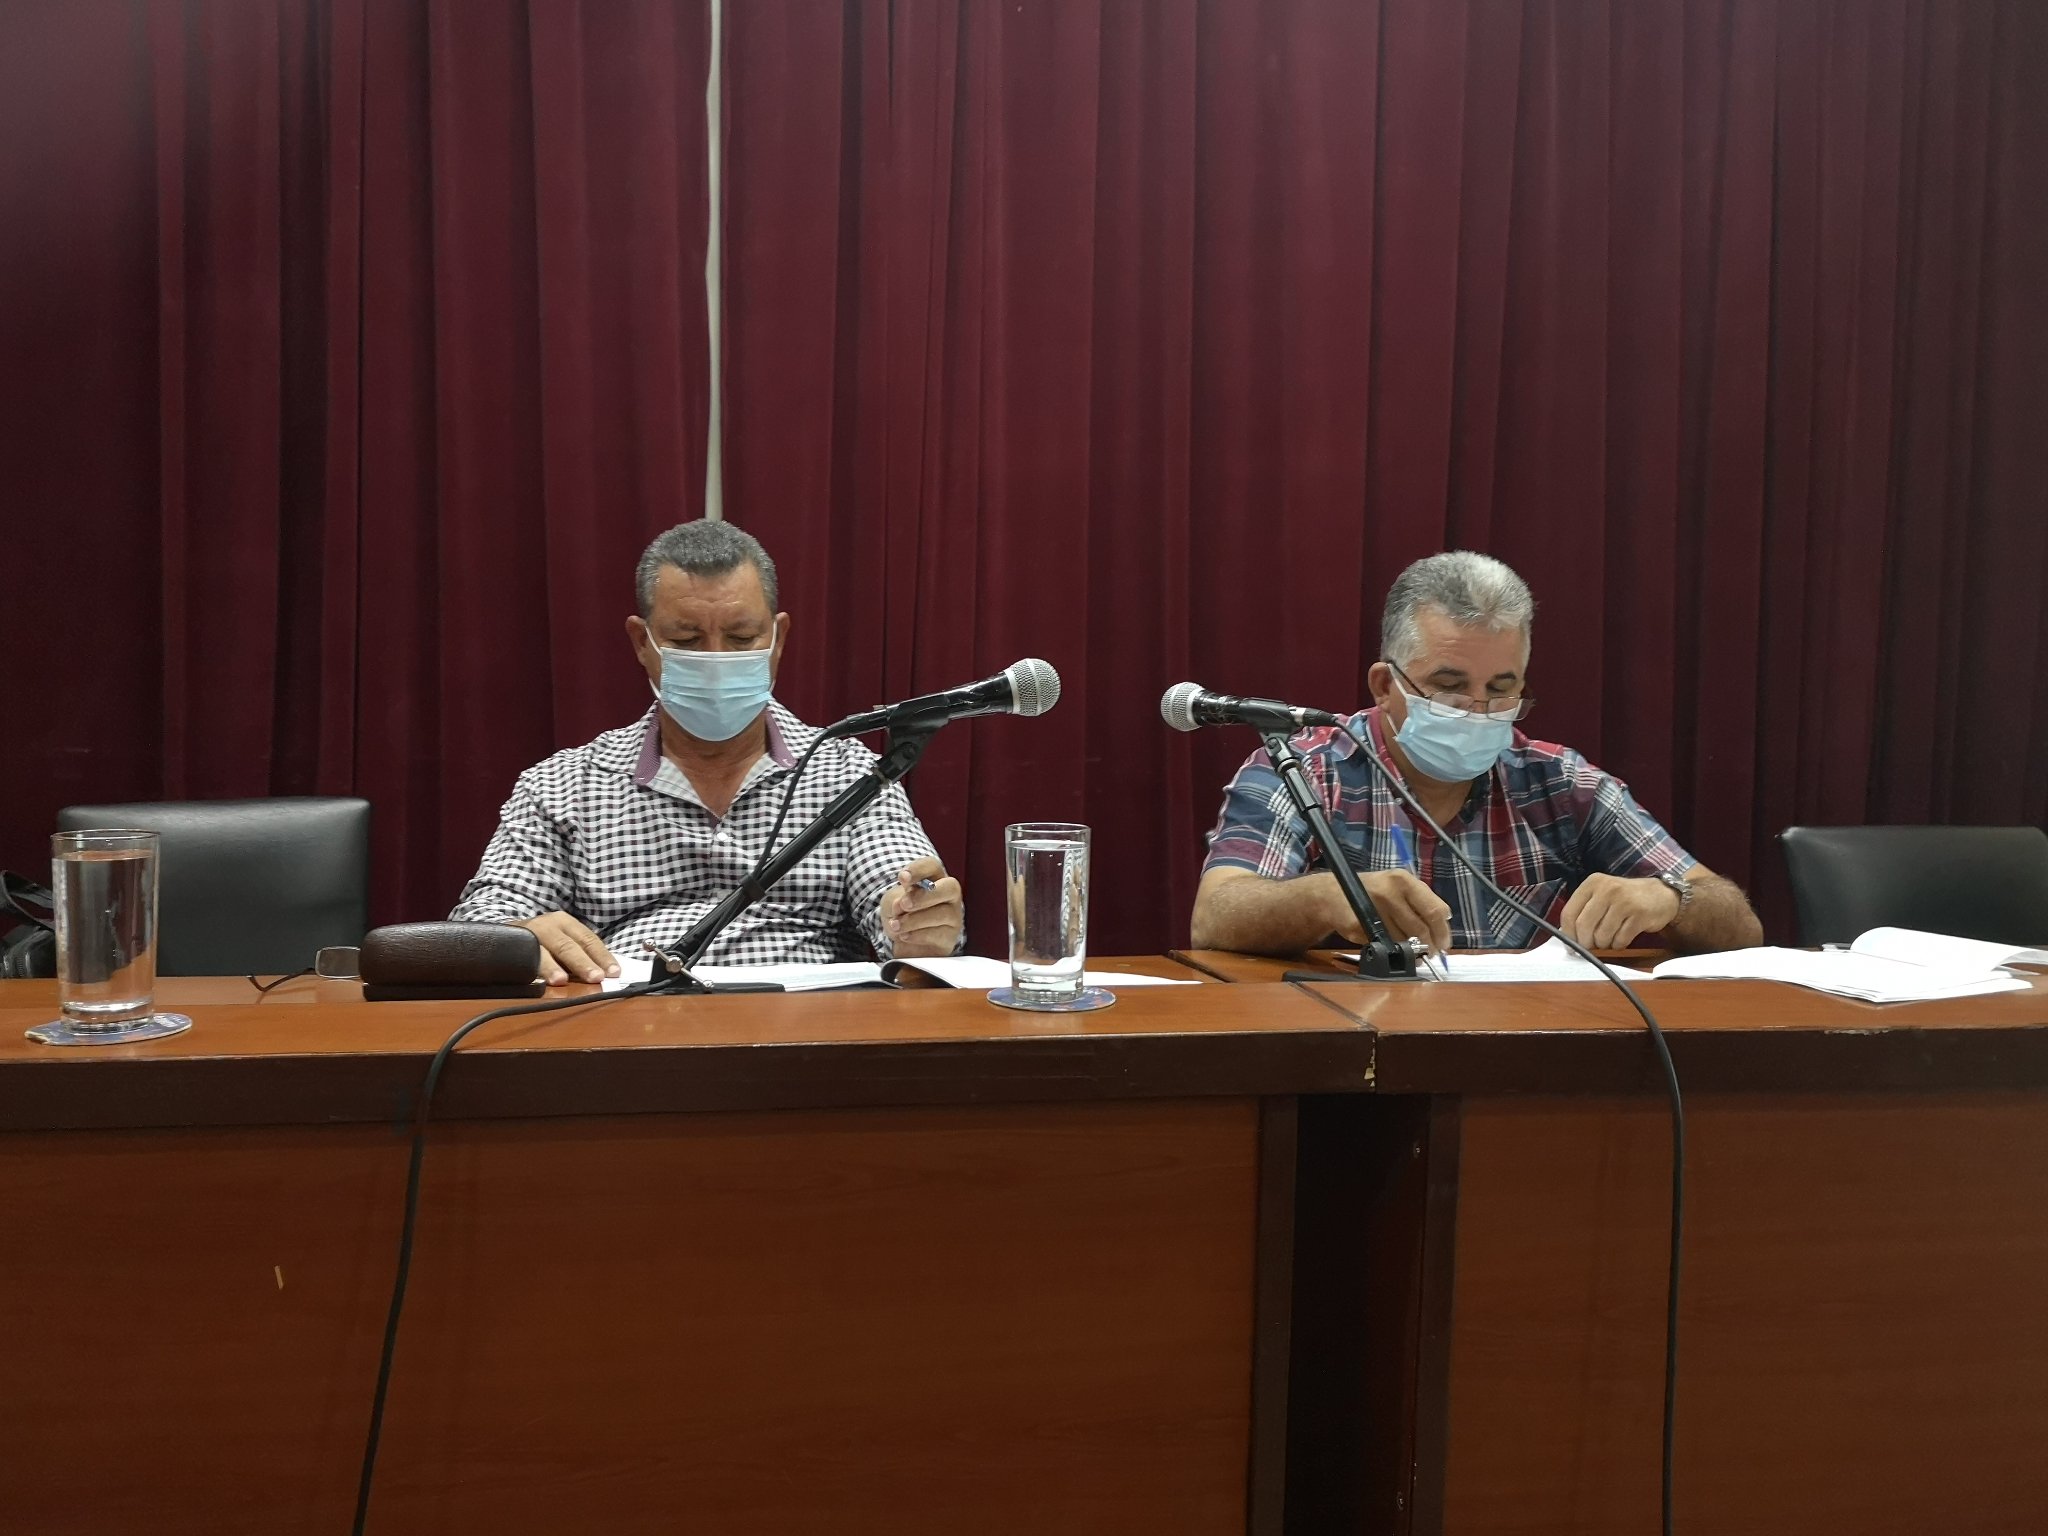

{"left": 1655, "top": 869, "right": 1695, "bottom": 910}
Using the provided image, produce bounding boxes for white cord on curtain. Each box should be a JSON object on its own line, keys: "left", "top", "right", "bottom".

{"left": 702, "top": 0, "right": 725, "bottom": 519}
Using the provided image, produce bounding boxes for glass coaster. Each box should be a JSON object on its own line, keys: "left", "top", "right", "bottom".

{"left": 987, "top": 986, "right": 1117, "bottom": 1014}
{"left": 25, "top": 1013, "right": 194, "bottom": 1047}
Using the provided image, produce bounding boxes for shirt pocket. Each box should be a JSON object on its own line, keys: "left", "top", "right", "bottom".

{"left": 1486, "top": 880, "right": 1568, "bottom": 948}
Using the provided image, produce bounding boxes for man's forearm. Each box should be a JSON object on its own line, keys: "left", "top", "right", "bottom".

{"left": 1668, "top": 876, "right": 1763, "bottom": 953}
{"left": 1191, "top": 872, "right": 1342, "bottom": 955}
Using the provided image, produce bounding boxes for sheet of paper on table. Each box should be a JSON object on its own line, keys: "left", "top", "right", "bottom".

{"left": 602, "top": 957, "right": 882, "bottom": 993}
{"left": 601, "top": 954, "right": 1198, "bottom": 993}
{"left": 1335, "top": 936, "right": 1651, "bottom": 983}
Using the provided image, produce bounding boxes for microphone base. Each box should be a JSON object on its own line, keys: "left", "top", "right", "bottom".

{"left": 645, "top": 975, "right": 787, "bottom": 996}
{"left": 1282, "top": 939, "right": 1424, "bottom": 985}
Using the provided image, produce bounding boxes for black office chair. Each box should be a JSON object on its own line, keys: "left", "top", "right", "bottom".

{"left": 56, "top": 798, "right": 371, "bottom": 975}
{"left": 1778, "top": 825, "right": 2048, "bottom": 948}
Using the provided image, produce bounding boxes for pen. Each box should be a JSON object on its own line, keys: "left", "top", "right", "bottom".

{"left": 1388, "top": 824, "right": 1450, "bottom": 976}
{"left": 912, "top": 876, "right": 937, "bottom": 892}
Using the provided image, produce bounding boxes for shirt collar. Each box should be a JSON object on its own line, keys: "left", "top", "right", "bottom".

{"left": 631, "top": 701, "right": 803, "bottom": 789}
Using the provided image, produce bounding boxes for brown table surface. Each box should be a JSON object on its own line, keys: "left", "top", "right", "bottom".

{"left": 10, "top": 954, "right": 2047, "bottom": 1126}
{"left": 0, "top": 956, "right": 1375, "bottom": 1130}
{"left": 1174, "top": 949, "right": 2048, "bottom": 1092}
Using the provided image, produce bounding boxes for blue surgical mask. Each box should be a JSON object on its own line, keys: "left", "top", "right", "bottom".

{"left": 1393, "top": 683, "right": 1514, "bottom": 783}
{"left": 652, "top": 645, "right": 773, "bottom": 742}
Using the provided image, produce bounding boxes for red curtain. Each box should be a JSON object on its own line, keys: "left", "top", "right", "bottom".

{"left": 4, "top": 0, "right": 2045, "bottom": 956}
{"left": 725, "top": 0, "right": 2048, "bottom": 952}
{"left": 2, "top": 0, "right": 711, "bottom": 922}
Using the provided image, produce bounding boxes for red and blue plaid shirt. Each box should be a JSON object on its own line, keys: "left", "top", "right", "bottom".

{"left": 1202, "top": 707, "right": 1695, "bottom": 949}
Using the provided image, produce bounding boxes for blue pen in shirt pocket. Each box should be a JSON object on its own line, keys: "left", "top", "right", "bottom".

{"left": 1388, "top": 822, "right": 1450, "bottom": 975}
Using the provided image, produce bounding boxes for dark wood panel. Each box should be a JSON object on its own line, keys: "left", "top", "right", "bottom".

{"left": 2, "top": 1099, "right": 1264, "bottom": 1536}
{"left": 1281, "top": 1095, "right": 1460, "bottom": 1536}
{"left": 0, "top": 982, "right": 1366, "bottom": 1129}
{"left": 1250, "top": 1097, "right": 1300, "bottom": 1536}
{"left": 1437, "top": 1092, "right": 2048, "bottom": 1536}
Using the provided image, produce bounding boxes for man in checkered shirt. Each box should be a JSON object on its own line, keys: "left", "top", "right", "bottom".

{"left": 1192, "top": 552, "right": 1763, "bottom": 957}
{"left": 451, "top": 520, "right": 962, "bottom": 983}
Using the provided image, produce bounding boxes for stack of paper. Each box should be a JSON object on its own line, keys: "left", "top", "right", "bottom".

{"left": 1650, "top": 926, "right": 2038, "bottom": 1003}
{"left": 1336, "top": 926, "right": 2042, "bottom": 1002}
{"left": 1840, "top": 926, "right": 2048, "bottom": 971}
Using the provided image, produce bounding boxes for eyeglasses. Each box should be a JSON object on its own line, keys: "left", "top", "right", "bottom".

{"left": 1389, "top": 662, "right": 1535, "bottom": 722}
{"left": 246, "top": 947, "right": 361, "bottom": 995}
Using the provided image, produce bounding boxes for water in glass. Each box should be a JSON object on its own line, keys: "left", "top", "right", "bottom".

{"left": 56, "top": 843, "right": 158, "bottom": 1026}
{"left": 1005, "top": 824, "right": 1090, "bottom": 1001}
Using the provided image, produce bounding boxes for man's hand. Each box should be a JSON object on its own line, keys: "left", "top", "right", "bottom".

{"left": 1560, "top": 874, "right": 1681, "bottom": 950}
{"left": 515, "top": 911, "right": 620, "bottom": 986}
{"left": 879, "top": 857, "right": 964, "bottom": 958}
{"left": 1338, "top": 869, "right": 1453, "bottom": 955}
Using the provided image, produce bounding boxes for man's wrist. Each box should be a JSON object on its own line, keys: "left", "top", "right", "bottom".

{"left": 1319, "top": 870, "right": 1357, "bottom": 934}
{"left": 1649, "top": 871, "right": 1690, "bottom": 925}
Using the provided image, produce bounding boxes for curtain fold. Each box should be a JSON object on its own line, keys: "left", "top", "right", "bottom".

{"left": 2, "top": 0, "right": 2043, "bottom": 955}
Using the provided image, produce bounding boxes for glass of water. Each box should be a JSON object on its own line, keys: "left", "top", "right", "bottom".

{"left": 27, "top": 829, "right": 192, "bottom": 1047}
{"left": 992, "top": 822, "right": 1114, "bottom": 1014}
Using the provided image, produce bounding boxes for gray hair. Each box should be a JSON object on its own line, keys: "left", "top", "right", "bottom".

{"left": 1380, "top": 551, "right": 1535, "bottom": 667}
{"left": 635, "top": 519, "right": 779, "bottom": 618}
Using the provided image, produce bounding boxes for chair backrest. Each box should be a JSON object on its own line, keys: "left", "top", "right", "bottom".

{"left": 1778, "top": 824, "right": 2048, "bottom": 948}
{"left": 56, "top": 798, "right": 371, "bottom": 975}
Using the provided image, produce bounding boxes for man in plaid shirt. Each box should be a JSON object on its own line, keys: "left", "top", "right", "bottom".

{"left": 452, "top": 521, "right": 962, "bottom": 984}
{"left": 1192, "top": 552, "right": 1762, "bottom": 956}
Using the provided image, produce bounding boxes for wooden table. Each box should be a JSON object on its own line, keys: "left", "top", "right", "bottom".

{"left": 0, "top": 960, "right": 1349, "bottom": 1536}
{"left": 1179, "top": 947, "right": 2048, "bottom": 1536}
{"left": 11, "top": 960, "right": 2048, "bottom": 1535}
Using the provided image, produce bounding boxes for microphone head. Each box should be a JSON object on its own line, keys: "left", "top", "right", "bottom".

{"left": 1005, "top": 658, "right": 1061, "bottom": 717}
{"left": 1160, "top": 682, "right": 1205, "bottom": 733}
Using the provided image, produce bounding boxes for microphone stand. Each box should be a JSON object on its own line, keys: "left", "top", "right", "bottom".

{"left": 646, "top": 723, "right": 940, "bottom": 991}
{"left": 1258, "top": 730, "right": 1422, "bottom": 983}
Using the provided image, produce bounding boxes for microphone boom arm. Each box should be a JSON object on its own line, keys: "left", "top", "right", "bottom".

{"left": 1258, "top": 730, "right": 1421, "bottom": 982}
{"left": 659, "top": 724, "right": 939, "bottom": 980}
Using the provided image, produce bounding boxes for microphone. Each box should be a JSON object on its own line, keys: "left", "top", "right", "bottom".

{"left": 1159, "top": 682, "right": 1341, "bottom": 734}
{"left": 835, "top": 659, "right": 1061, "bottom": 735}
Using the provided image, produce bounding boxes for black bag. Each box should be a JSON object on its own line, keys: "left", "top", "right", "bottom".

{"left": 1, "top": 871, "right": 56, "bottom": 979}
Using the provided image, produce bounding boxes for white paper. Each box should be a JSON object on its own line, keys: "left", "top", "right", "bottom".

{"left": 1650, "top": 945, "right": 2031, "bottom": 1003}
{"left": 1424, "top": 936, "right": 1654, "bottom": 983}
{"left": 1852, "top": 926, "right": 2048, "bottom": 972}
{"left": 601, "top": 954, "right": 1196, "bottom": 993}
{"left": 601, "top": 957, "right": 883, "bottom": 992}
{"left": 600, "top": 957, "right": 654, "bottom": 991}
{"left": 888, "top": 954, "right": 1197, "bottom": 990}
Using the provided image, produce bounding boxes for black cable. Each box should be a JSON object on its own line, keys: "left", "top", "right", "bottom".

{"left": 1335, "top": 719, "right": 1685, "bottom": 1536}
{"left": 349, "top": 978, "right": 674, "bottom": 1536}
{"left": 587, "top": 726, "right": 840, "bottom": 953}
{"left": 754, "top": 726, "right": 838, "bottom": 874}
{"left": 354, "top": 718, "right": 884, "bottom": 1531}
{"left": 246, "top": 968, "right": 313, "bottom": 995}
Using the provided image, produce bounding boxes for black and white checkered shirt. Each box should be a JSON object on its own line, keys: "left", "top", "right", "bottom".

{"left": 450, "top": 701, "right": 945, "bottom": 965}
